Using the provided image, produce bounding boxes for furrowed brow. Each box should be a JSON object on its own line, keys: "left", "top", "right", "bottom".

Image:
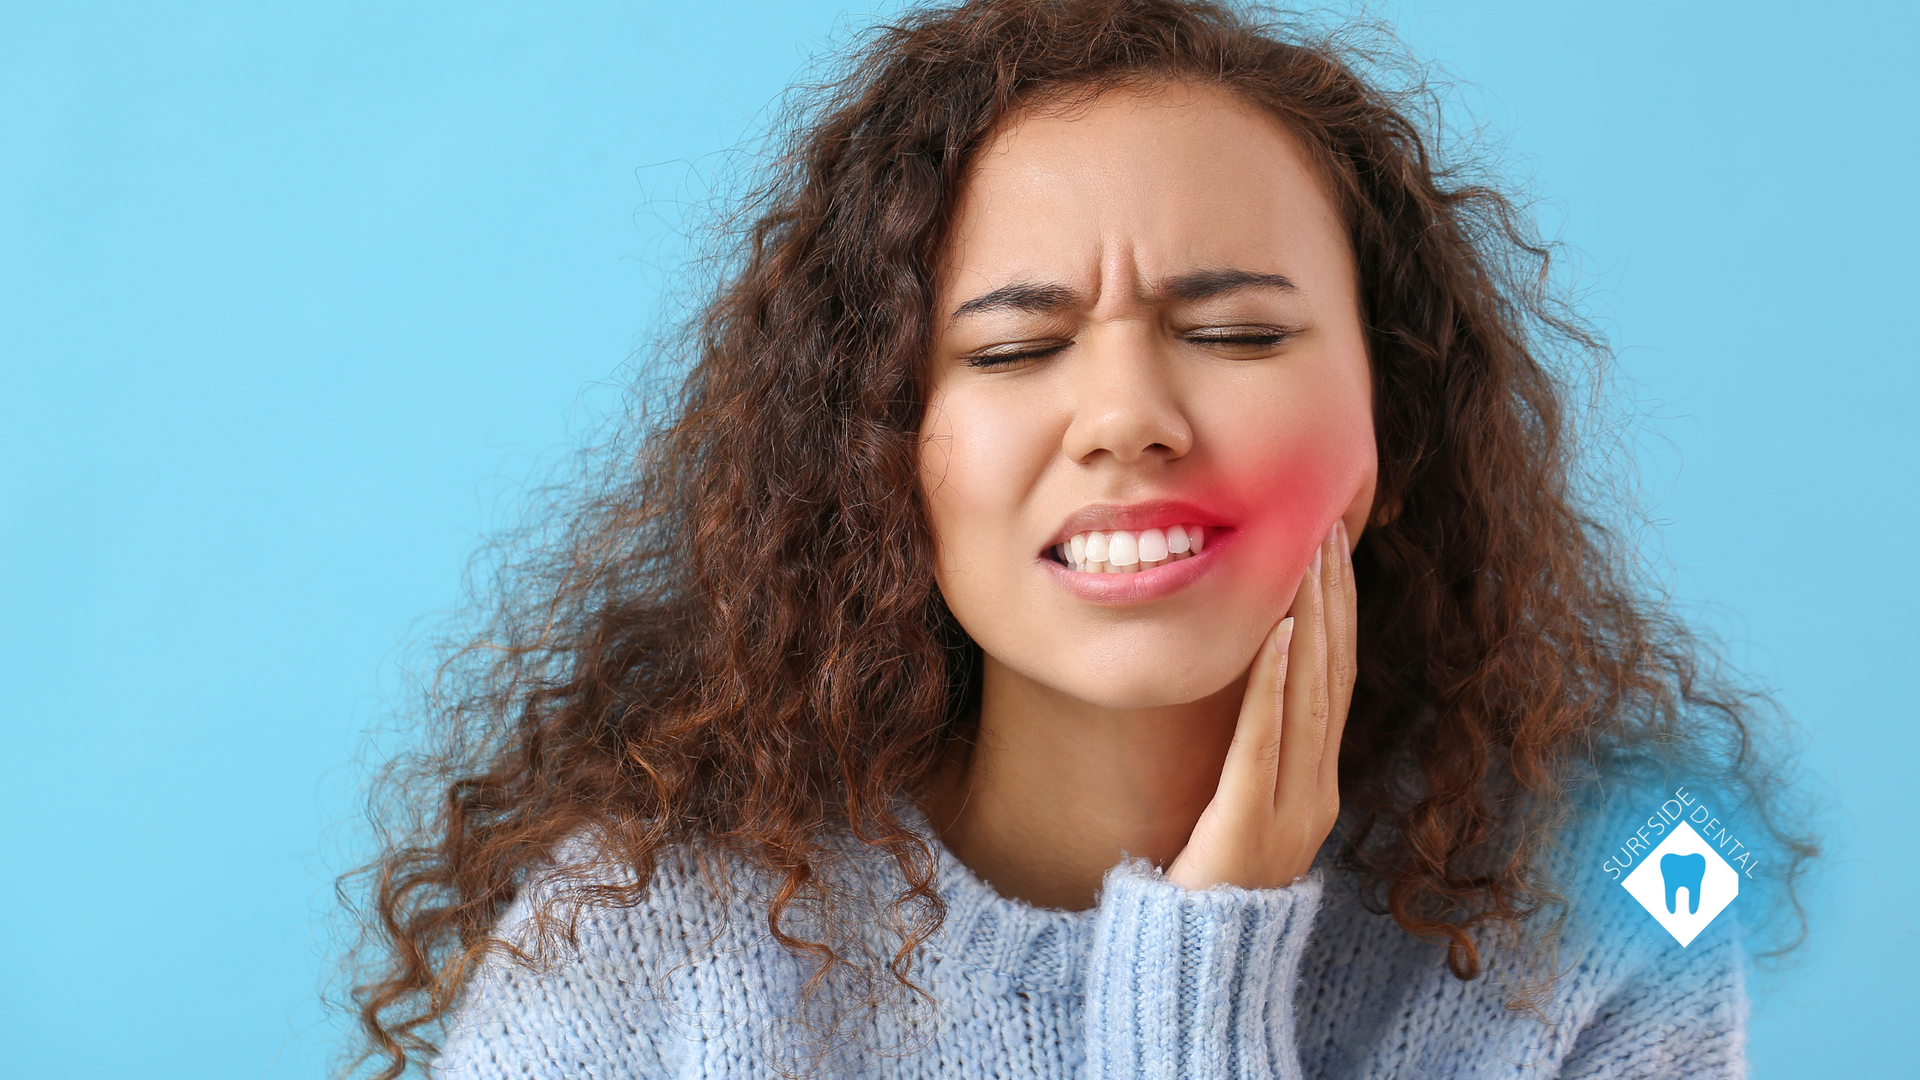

{"left": 1159, "top": 268, "right": 1297, "bottom": 302}
{"left": 948, "top": 281, "right": 1081, "bottom": 325}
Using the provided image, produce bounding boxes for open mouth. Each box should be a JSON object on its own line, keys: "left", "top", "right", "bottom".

{"left": 1048, "top": 524, "right": 1208, "bottom": 574}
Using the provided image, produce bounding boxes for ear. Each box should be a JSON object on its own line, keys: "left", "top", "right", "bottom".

{"left": 1369, "top": 490, "right": 1403, "bottom": 528}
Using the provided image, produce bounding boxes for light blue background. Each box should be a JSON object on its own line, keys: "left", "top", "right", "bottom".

{"left": 3, "top": 2, "right": 1913, "bottom": 1076}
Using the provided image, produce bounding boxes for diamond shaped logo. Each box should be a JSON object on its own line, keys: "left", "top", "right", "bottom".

{"left": 1620, "top": 821, "right": 1739, "bottom": 946}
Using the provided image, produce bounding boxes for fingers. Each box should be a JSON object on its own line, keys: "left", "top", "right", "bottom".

{"left": 1169, "top": 615, "right": 1293, "bottom": 890}
{"left": 1222, "top": 520, "right": 1356, "bottom": 811}
{"left": 1320, "top": 518, "right": 1358, "bottom": 788}
{"left": 1167, "top": 520, "right": 1357, "bottom": 891}
{"left": 1169, "top": 520, "right": 1361, "bottom": 890}
{"left": 1212, "top": 615, "right": 1294, "bottom": 802}
{"left": 1276, "top": 533, "right": 1330, "bottom": 810}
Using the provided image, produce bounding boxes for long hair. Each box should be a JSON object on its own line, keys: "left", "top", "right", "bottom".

{"left": 341, "top": 1, "right": 1820, "bottom": 1075}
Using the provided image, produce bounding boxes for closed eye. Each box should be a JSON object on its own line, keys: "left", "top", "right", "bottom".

{"left": 1183, "top": 325, "right": 1296, "bottom": 354}
{"left": 961, "top": 339, "right": 1073, "bottom": 368}
{"left": 960, "top": 325, "right": 1297, "bottom": 368}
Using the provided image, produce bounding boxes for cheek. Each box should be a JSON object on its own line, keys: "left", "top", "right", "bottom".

{"left": 918, "top": 389, "right": 1057, "bottom": 565}
{"left": 1220, "top": 406, "right": 1376, "bottom": 571}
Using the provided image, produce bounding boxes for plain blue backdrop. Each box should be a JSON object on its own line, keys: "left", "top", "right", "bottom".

{"left": 3, "top": 1, "right": 1914, "bottom": 1076}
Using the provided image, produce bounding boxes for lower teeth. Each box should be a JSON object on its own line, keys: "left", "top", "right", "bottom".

{"left": 1070, "top": 553, "right": 1189, "bottom": 573}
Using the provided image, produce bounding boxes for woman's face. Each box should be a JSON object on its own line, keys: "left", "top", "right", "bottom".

{"left": 919, "top": 82, "right": 1377, "bottom": 710}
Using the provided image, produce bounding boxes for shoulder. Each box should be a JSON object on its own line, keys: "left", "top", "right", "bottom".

{"left": 496, "top": 830, "right": 762, "bottom": 972}
{"left": 1295, "top": 768, "right": 1752, "bottom": 1079}
{"left": 431, "top": 832, "right": 763, "bottom": 1079}
{"left": 1550, "top": 776, "right": 1754, "bottom": 1078}
{"left": 1530, "top": 770, "right": 1754, "bottom": 1078}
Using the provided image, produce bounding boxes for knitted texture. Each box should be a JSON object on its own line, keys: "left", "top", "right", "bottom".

{"left": 1084, "top": 861, "right": 1320, "bottom": 1078}
{"left": 433, "top": 788, "right": 1748, "bottom": 1079}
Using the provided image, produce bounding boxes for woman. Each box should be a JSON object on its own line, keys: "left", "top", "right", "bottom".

{"left": 346, "top": 1, "right": 1817, "bottom": 1076}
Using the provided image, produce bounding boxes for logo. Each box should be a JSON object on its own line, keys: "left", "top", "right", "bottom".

{"left": 1600, "top": 786, "right": 1754, "bottom": 947}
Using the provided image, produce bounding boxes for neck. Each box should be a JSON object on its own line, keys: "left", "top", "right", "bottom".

{"left": 920, "top": 654, "right": 1244, "bottom": 911}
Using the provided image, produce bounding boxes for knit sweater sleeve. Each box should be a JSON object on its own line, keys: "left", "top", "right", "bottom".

{"left": 1082, "top": 859, "right": 1324, "bottom": 1080}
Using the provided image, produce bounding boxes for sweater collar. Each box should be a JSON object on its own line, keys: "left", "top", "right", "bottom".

{"left": 894, "top": 800, "right": 1097, "bottom": 993}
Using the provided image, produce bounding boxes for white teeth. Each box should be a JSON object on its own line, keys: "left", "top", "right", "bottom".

{"left": 1059, "top": 524, "right": 1212, "bottom": 573}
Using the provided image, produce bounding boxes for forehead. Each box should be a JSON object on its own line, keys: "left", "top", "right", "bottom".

{"left": 940, "top": 82, "right": 1348, "bottom": 294}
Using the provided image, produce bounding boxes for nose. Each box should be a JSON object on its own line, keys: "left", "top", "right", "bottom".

{"left": 1060, "top": 327, "right": 1194, "bottom": 466}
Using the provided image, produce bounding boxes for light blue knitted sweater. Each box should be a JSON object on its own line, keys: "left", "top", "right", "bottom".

{"left": 433, "top": 786, "right": 1747, "bottom": 1078}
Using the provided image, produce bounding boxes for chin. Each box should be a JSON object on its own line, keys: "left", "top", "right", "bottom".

{"left": 1047, "top": 648, "right": 1245, "bottom": 711}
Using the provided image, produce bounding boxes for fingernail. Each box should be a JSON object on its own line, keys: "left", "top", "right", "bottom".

{"left": 1276, "top": 616, "right": 1295, "bottom": 654}
{"left": 1337, "top": 518, "right": 1351, "bottom": 564}
{"left": 1309, "top": 545, "right": 1323, "bottom": 576}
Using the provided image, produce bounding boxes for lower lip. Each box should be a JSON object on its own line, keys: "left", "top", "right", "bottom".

{"left": 1038, "top": 531, "right": 1233, "bottom": 604}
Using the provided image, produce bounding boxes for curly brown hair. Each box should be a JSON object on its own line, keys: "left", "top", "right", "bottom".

{"left": 340, "top": 1, "right": 1820, "bottom": 1075}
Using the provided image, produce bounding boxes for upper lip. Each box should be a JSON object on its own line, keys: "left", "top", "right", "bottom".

{"left": 1043, "top": 499, "right": 1232, "bottom": 550}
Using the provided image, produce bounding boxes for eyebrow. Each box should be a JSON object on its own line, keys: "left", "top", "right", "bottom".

{"left": 1160, "top": 267, "right": 1297, "bottom": 301}
{"left": 946, "top": 267, "right": 1295, "bottom": 324}
{"left": 947, "top": 281, "right": 1081, "bottom": 324}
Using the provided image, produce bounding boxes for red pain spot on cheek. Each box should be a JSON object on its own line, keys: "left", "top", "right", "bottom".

{"left": 1226, "top": 445, "right": 1361, "bottom": 571}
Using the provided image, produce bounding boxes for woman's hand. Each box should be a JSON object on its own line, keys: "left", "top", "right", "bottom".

{"left": 1166, "top": 518, "right": 1357, "bottom": 891}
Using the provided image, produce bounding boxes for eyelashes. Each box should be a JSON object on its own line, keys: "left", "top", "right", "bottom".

{"left": 960, "top": 327, "right": 1298, "bottom": 368}
{"left": 962, "top": 340, "right": 1072, "bottom": 368}
{"left": 1185, "top": 328, "right": 1292, "bottom": 350}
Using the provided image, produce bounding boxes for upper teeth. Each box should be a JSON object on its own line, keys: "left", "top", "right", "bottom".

{"left": 1056, "top": 525, "right": 1206, "bottom": 573}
